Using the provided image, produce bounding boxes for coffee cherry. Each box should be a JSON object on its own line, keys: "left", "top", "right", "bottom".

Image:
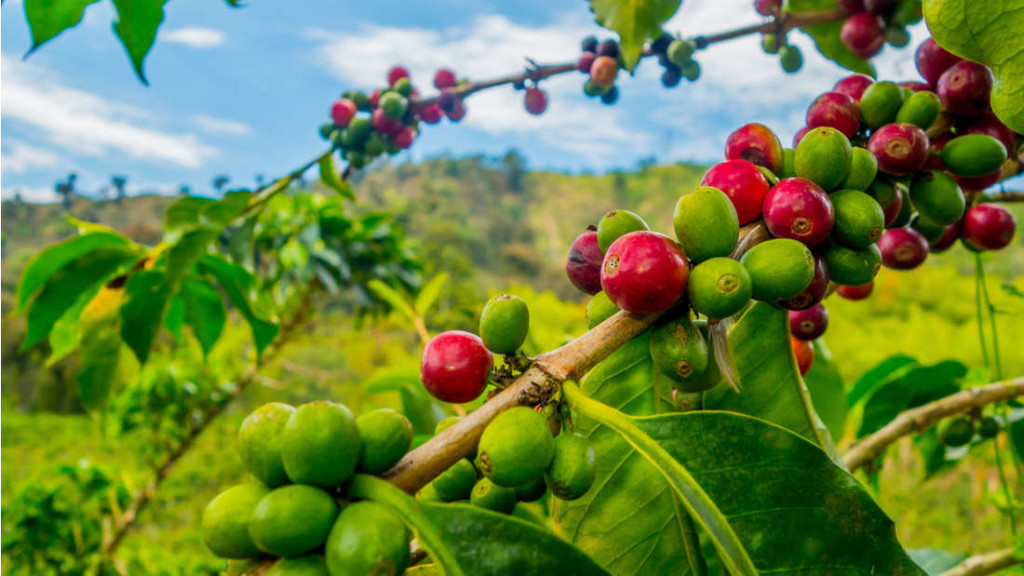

{"left": 601, "top": 231, "right": 690, "bottom": 314}
{"left": 681, "top": 60, "right": 701, "bottom": 81}
{"left": 356, "top": 408, "right": 414, "bottom": 474}
{"left": 650, "top": 314, "right": 711, "bottom": 383}
{"left": 387, "top": 66, "right": 410, "bottom": 87}
{"left": 937, "top": 416, "right": 974, "bottom": 447}
{"left": 566, "top": 228, "right": 604, "bottom": 294}
{"left": 740, "top": 238, "right": 816, "bottom": 301}
{"left": 960, "top": 113, "right": 1018, "bottom": 157}
{"left": 673, "top": 186, "right": 740, "bottom": 263}
{"left": 379, "top": 92, "right": 408, "bottom": 119}
{"left": 420, "top": 104, "right": 443, "bottom": 124}
{"left": 865, "top": 0, "right": 896, "bottom": 17}
{"left": 837, "top": 281, "right": 874, "bottom": 300}
{"left": 470, "top": 478, "right": 518, "bottom": 513}
{"left": 600, "top": 85, "right": 620, "bottom": 105}
{"left": 778, "top": 254, "right": 830, "bottom": 310}
{"left": 687, "top": 257, "right": 753, "bottom": 319}
{"left": 762, "top": 33, "right": 782, "bottom": 54}
{"left": 597, "top": 39, "right": 620, "bottom": 58}
{"left": 841, "top": 147, "right": 879, "bottom": 191}
{"left": 953, "top": 171, "right": 1002, "bottom": 192}
{"left": 266, "top": 557, "right": 327, "bottom": 575}
{"left": 806, "top": 92, "right": 861, "bottom": 138}
{"left": 239, "top": 403, "right": 295, "bottom": 488}
{"left": 590, "top": 56, "right": 619, "bottom": 88}
{"left": 438, "top": 90, "right": 458, "bottom": 113}
{"left": 910, "top": 213, "right": 948, "bottom": 242}
{"left": 446, "top": 98, "right": 467, "bottom": 122}
{"left": 878, "top": 227, "right": 929, "bottom": 270}
{"left": 577, "top": 52, "right": 596, "bottom": 73}
{"left": 928, "top": 223, "right": 960, "bottom": 253}
{"left": 755, "top": 0, "right": 782, "bottom": 15}
{"left": 282, "top": 402, "right": 360, "bottom": 489}
{"left": 700, "top": 159, "right": 772, "bottom": 224}
{"left": 421, "top": 331, "right": 494, "bottom": 403}
{"left": 372, "top": 107, "right": 403, "bottom": 136}
{"left": 793, "top": 126, "right": 810, "bottom": 147}
{"left": 822, "top": 240, "right": 881, "bottom": 285}
{"left": 545, "top": 433, "right": 596, "bottom": 501}
{"left": 900, "top": 80, "right": 932, "bottom": 93}
{"left": 894, "top": 90, "right": 942, "bottom": 130}
{"left": 790, "top": 303, "right": 828, "bottom": 340}
{"left": 779, "top": 44, "right": 803, "bottom": 73}
{"left": 978, "top": 416, "right": 1000, "bottom": 439}
{"left": 326, "top": 502, "right": 410, "bottom": 576}
{"left": 581, "top": 36, "right": 599, "bottom": 54}
{"left": 791, "top": 336, "right": 814, "bottom": 375}
{"left": 662, "top": 66, "right": 682, "bottom": 87}
{"left": 763, "top": 177, "right": 836, "bottom": 247}
{"left": 583, "top": 79, "right": 610, "bottom": 97}
{"left": 651, "top": 33, "right": 674, "bottom": 54}
{"left": 331, "top": 98, "right": 358, "bottom": 127}
{"left": 202, "top": 484, "right": 269, "bottom": 559}
{"left": 937, "top": 61, "right": 993, "bottom": 118}
{"left": 868, "top": 123, "right": 929, "bottom": 176}
{"left": 393, "top": 126, "right": 416, "bottom": 150}
{"left": 915, "top": 38, "right": 962, "bottom": 86}
{"left": 795, "top": 127, "right": 853, "bottom": 190}
{"left": 515, "top": 477, "right": 549, "bottom": 502}
{"left": 838, "top": 0, "right": 865, "bottom": 13}
{"left": 250, "top": 485, "right": 339, "bottom": 557}
{"left": 861, "top": 81, "right": 906, "bottom": 131}
{"left": 831, "top": 188, "right": 885, "bottom": 248}
{"left": 433, "top": 459, "right": 478, "bottom": 501}
{"left": 597, "top": 209, "right": 650, "bottom": 252}
{"left": 868, "top": 178, "right": 905, "bottom": 226}
{"left": 479, "top": 294, "right": 530, "bottom": 355}
{"left": 961, "top": 203, "right": 1016, "bottom": 251}
{"left": 841, "top": 13, "right": 885, "bottom": 59}
{"left": 909, "top": 170, "right": 965, "bottom": 226}
{"left": 434, "top": 68, "right": 457, "bottom": 90}
{"left": 586, "top": 291, "right": 620, "bottom": 329}
{"left": 941, "top": 134, "right": 1008, "bottom": 178}
{"left": 667, "top": 39, "right": 697, "bottom": 67}
{"left": 725, "top": 123, "right": 785, "bottom": 172}
{"left": 319, "top": 122, "right": 336, "bottom": 141}
{"left": 524, "top": 87, "right": 548, "bottom": 115}
{"left": 834, "top": 74, "right": 874, "bottom": 101}
{"left": 477, "top": 406, "right": 554, "bottom": 487}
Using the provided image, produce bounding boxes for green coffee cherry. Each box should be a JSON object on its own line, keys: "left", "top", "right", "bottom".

{"left": 686, "top": 257, "right": 753, "bottom": 318}
{"left": 514, "top": 477, "right": 548, "bottom": 502}
{"left": 895, "top": 91, "right": 941, "bottom": 130}
{"left": 393, "top": 77, "right": 413, "bottom": 97}
{"left": 434, "top": 416, "right": 459, "bottom": 436}
{"left": 978, "top": 416, "right": 1000, "bottom": 439}
{"left": 941, "top": 134, "right": 1008, "bottom": 178}
{"left": 282, "top": 402, "right": 361, "bottom": 489}
{"left": 890, "top": 181, "right": 914, "bottom": 228}
{"left": 667, "top": 39, "right": 697, "bottom": 66}
{"left": 885, "top": 26, "right": 911, "bottom": 48}
{"left": 477, "top": 407, "right": 554, "bottom": 487}
{"left": 584, "top": 79, "right": 610, "bottom": 97}
{"left": 470, "top": 478, "right": 518, "bottom": 514}
{"left": 860, "top": 81, "right": 905, "bottom": 130}
{"left": 249, "top": 485, "right": 339, "bottom": 557}
{"left": 841, "top": 147, "right": 879, "bottom": 191}
{"left": 780, "top": 148, "right": 796, "bottom": 179}
{"left": 545, "top": 433, "right": 596, "bottom": 501}
{"left": 681, "top": 60, "right": 701, "bottom": 81}
{"left": 433, "top": 459, "right": 478, "bottom": 501}
{"left": 326, "top": 501, "right": 410, "bottom": 576}
{"left": 379, "top": 92, "right": 408, "bottom": 119}
{"left": 356, "top": 409, "right": 414, "bottom": 475}
{"left": 586, "top": 291, "right": 620, "bottom": 329}
{"left": 417, "top": 482, "right": 444, "bottom": 503}
{"left": 762, "top": 33, "right": 781, "bottom": 54}
{"left": 479, "top": 294, "right": 530, "bottom": 354}
{"left": 830, "top": 189, "right": 885, "bottom": 248}
{"left": 265, "top": 555, "right": 329, "bottom": 576}
{"left": 740, "top": 238, "right": 815, "bottom": 301}
{"left": 937, "top": 416, "right": 975, "bottom": 447}
{"left": 795, "top": 127, "right": 852, "bottom": 190}
{"left": 650, "top": 314, "right": 709, "bottom": 383}
{"left": 779, "top": 45, "right": 802, "bottom": 73}
{"left": 909, "top": 171, "right": 965, "bottom": 226}
{"left": 909, "top": 214, "right": 948, "bottom": 242}
{"left": 349, "top": 91, "right": 372, "bottom": 111}
{"left": 597, "top": 209, "right": 650, "bottom": 252}
{"left": 201, "top": 483, "right": 269, "bottom": 559}
{"left": 821, "top": 240, "right": 881, "bottom": 286}
{"left": 673, "top": 186, "right": 740, "bottom": 263}
{"left": 238, "top": 403, "right": 295, "bottom": 488}
{"left": 758, "top": 165, "right": 780, "bottom": 186}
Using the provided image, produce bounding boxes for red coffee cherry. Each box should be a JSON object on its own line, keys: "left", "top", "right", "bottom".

{"left": 791, "top": 336, "right": 814, "bottom": 375}
{"left": 601, "top": 231, "right": 689, "bottom": 314}
{"left": 331, "top": 99, "right": 358, "bottom": 127}
{"left": 566, "top": 229, "right": 604, "bottom": 295}
{"left": 421, "top": 331, "right": 494, "bottom": 403}
{"left": 763, "top": 177, "right": 836, "bottom": 247}
{"left": 837, "top": 281, "right": 874, "bottom": 300}
{"left": 790, "top": 303, "right": 829, "bottom": 340}
{"left": 916, "top": 38, "right": 962, "bottom": 86}
{"left": 833, "top": 74, "right": 874, "bottom": 102}
{"left": 725, "top": 123, "right": 784, "bottom": 172}
{"left": 700, "top": 159, "right": 772, "bottom": 225}
{"left": 524, "top": 88, "right": 548, "bottom": 115}
{"left": 807, "top": 92, "right": 861, "bottom": 138}
{"left": 878, "top": 227, "right": 929, "bottom": 269}
{"left": 434, "top": 68, "right": 457, "bottom": 90}
{"left": 961, "top": 203, "right": 1016, "bottom": 251}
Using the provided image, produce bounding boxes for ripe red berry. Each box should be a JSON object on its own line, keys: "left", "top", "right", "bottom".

{"left": 388, "top": 66, "right": 410, "bottom": 87}
{"left": 868, "top": 123, "right": 929, "bottom": 175}
{"left": 393, "top": 126, "right": 416, "bottom": 149}
{"left": 899, "top": 81, "right": 932, "bottom": 93}
{"left": 806, "top": 91, "right": 861, "bottom": 138}
{"left": 601, "top": 231, "right": 689, "bottom": 314}
{"left": 881, "top": 186, "right": 904, "bottom": 227}
{"left": 790, "top": 303, "right": 828, "bottom": 340}
{"left": 434, "top": 68, "right": 457, "bottom": 90}
{"left": 929, "top": 223, "right": 960, "bottom": 253}
{"left": 833, "top": 74, "right": 874, "bottom": 101}
{"left": 446, "top": 98, "right": 467, "bottom": 122}
{"left": 372, "top": 107, "right": 403, "bottom": 135}
{"left": 953, "top": 172, "right": 1002, "bottom": 192}
{"left": 793, "top": 126, "right": 810, "bottom": 147}
{"left": 700, "top": 160, "right": 772, "bottom": 225}
{"left": 841, "top": 13, "right": 885, "bottom": 59}
{"left": 755, "top": 0, "right": 781, "bottom": 16}
{"left": 763, "top": 177, "right": 836, "bottom": 247}
{"left": 725, "top": 123, "right": 784, "bottom": 172}
{"left": 779, "top": 254, "right": 830, "bottom": 310}
{"left": 590, "top": 56, "right": 619, "bottom": 88}
{"left": 577, "top": 52, "right": 596, "bottom": 73}
{"left": 566, "top": 229, "right": 604, "bottom": 294}
{"left": 960, "top": 113, "right": 1018, "bottom": 157}
{"left": 837, "top": 281, "right": 874, "bottom": 300}
{"left": 369, "top": 89, "right": 382, "bottom": 109}
{"left": 331, "top": 98, "right": 358, "bottom": 127}
{"left": 791, "top": 336, "right": 814, "bottom": 375}
{"left": 524, "top": 88, "right": 548, "bottom": 115}
{"left": 938, "top": 61, "right": 993, "bottom": 117}
{"left": 878, "top": 227, "right": 929, "bottom": 269}
{"left": 961, "top": 204, "right": 1016, "bottom": 251}
{"left": 420, "top": 104, "right": 443, "bottom": 124}
{"left": 916, "top": 38, "right": 961, "bottom": 86}
{"left": 421, "top": 331, "right": 493, "bottom": 403}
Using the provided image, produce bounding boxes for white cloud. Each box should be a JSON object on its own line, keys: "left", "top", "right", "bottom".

{"left": 193, "top": 114, "right": 252, "bottom": 135}
{"left": 1, "top": 54, "right": 217, "bottom": 168}
{"left": 1, "top": 140, "right": 60, "bottom": 173}
{"left": 161, "top": 27, "right": 226, "bottom": 49}
{"left": 1, "top": 186, "right": 58, "bottom": 203}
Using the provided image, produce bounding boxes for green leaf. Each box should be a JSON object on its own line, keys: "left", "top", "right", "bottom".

{"left": 414, "top": 273, "right": 448, "bottom": 317}
{"left": 111, "top": 0, "right": 168, "bottom": 84}
{"left": 46, "top": 283, "right": 103, "bottom": 367}
{"left": 119, "top": 270, "right": 171, "bottom": 364}
{"left": 77, "top": 286, "right": 125, "bottom": 410}
{"left": 857, "top": 360, "right": 966, "bottom": 437}
{"left": 347, "top": 475, "right": 611, "bottom": 576}
{"left": 165, "top": 294, "right": 185, "bottom": 344}
{"left": 804, "top": 339, "right": 847, "bottom": 440}
{"left": 24, "top": 0, "right": 101, "bottom": 51}
{"left": 907, "top": 548, "right": 968, "bottom": 575}
{"left": 847, "top": 355, "right": 918, "bottom": 407}
{"left": 923, "top": 0, "right": 1024, "bottom": 133}
{"left": 367, "top": 280, "right": 415, "bottom": 321}
{"left": 21, "top": 248, "right": 138, "bottom": 351}
{"left": 365, "top": 366, "right": 448, "bottom": 435}
{"left": 704, "top": 302, "right": 837, "bottom": 457}
{"left": 165, "top": 196, "right": 216, "bottom": 236}
{"left": 182, "top": 278, "right": 227, "bottom": 357}
{"left": 554, "top": 336, "right": 695, "bottom": 576}
{"left": 198, "top": 254, "right": 278, "bottom": 355}
{"left": 589, "top": 0, "right": 681, "bottom": 71}
{"left": 16, "top": 232, "right": 135, "bottom": 312}
{"left": 166, "top": 228, "right": 217, "bottom": 285}
{"left": 319, "top": 154, "right": 355, "bottom": 200}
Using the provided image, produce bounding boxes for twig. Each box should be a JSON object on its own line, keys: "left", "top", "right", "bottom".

{"left": 843, "top": 378, "right": 1024, "bottom": 471}
{"left": 939, "top": 547, "right": 1022, "bottom": 576}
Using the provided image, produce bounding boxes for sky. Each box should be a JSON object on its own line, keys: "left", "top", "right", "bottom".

{"left": 0, "top": 0, "right": 995, "bottom": 203}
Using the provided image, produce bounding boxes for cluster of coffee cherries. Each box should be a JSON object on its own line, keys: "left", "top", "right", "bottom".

{"left": 319, "top": 66, "right": 468, "bottom": 169}
{"left": 649, "top": 34, "right": 702, "bottom": 87}
{"left": 574, "top": 36, "right": 624, "bottom": 104}
{"left": 416, "top": 295, "right": 597, "bottom": 508}
{"left": 937, "top": 413, "right": 1001, "bottom": 448}
{"left": 201, "top": 401, "right": 417, "bottom": 574}
{"left": 836, "top": 0, "right": 921, "bottom": 59}
{"left": 755, "top": 0, "right": 805, "bottom": 74}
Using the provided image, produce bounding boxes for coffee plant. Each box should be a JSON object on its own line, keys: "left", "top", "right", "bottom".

{"left": 8, "top": 0, "right": 1024, "bottom": 574}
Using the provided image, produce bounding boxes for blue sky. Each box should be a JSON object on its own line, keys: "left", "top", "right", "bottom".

{"left": 0, "top": 0, "right": 967, "bottom": 202}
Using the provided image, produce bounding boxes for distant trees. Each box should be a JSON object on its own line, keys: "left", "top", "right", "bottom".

{"left": 55, "top": 173, "right": 77, "bottom": 211}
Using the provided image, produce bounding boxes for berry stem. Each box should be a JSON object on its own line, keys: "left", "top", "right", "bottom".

{"left": 973, "top": 255, "right": 991, "bottom": 372}
{"left": 938, "top": 546, "right": 1024, "bottom": 576}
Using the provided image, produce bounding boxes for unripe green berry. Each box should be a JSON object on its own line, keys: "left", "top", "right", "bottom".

{"left": 479, "top": 294, "right": 530, "bottom": 355}
{"left": 597, "top": 209, "right": 650, "bottom": 252}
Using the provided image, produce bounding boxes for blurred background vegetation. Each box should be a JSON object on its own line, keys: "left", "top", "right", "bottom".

{"left": 2, "top": 152, "right": 1022, "bottom": 574}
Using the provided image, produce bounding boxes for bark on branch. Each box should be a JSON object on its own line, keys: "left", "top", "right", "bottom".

{"left": 843, "top": 378, "right": 1024, "bottom": 472}
{"left": 939, "top": 547, "right": 1023, "bottom": 576}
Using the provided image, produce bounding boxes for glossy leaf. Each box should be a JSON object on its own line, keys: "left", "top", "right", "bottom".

{"left": 414, "top": 273, "right": 449, "bottom": 317}
{"left": 847, "top": 354, "right": 918, "bottom": 407}
{"left": 77, "top": 285, "right": 125, "bottom": 410}
{"left": 120, "top": 270, "right": 171, "bottom": 364}
{"left": 24, "top": 0, "right": 100, "bottom": 51}
{"left": 198, "top": 254, "right": 278, "bottom": 354}
{"left": 368, "top": 280, "right": 415, "bottom": 321}
{"left": 165, "top": 294, "right": 185, "bottom": 344}
{"left": 924, "top": 0, "right": 1024, "bottom": 133}
{"left": 319, "top": 155, "right": 355, "bottom": 200}
{"left": 111, "top": 0, "right": 168, "bottom": 84}
{"left": 16, "top": 231, "right": 135, "bottom": 312}
{"left": 45, "top": 283, "right": 103, "bottom": 367}
{"left": 804, "top": 339, "right": 847, "bottom": 440}
{"left": 589, "top": 0, "right": 681, "bottom": 71}
{"left": 348, "top": 475, "right": 611, "bottom": 576}
{"left": 182, "top": 278, "right": 227, "bottom": 357}
{"left": 857, "top": 360, "right": 966, "bottom": 437}
{"left": 166, "top": 228, "right": 217, "bottom": 285}
{"left": 704, "top": 302, "right": 837, "bottom": 457}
